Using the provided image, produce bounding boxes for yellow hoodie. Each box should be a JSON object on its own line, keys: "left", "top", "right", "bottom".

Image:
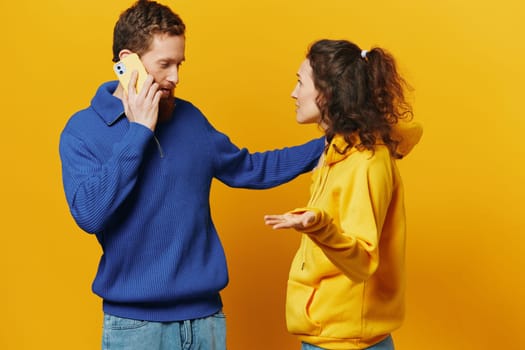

{"left": 286, "top": 121, "right": 423, "bottom": 349}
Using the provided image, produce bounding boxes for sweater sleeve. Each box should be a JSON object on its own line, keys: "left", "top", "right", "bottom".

{"left": 59, "top": 122, "right": 153, "bottom": 233}
{"left": 210, "top": 127, "right": 325, "bottom": 189}
{"left": 292, "top": 156, "right": 394, "bottom": 282}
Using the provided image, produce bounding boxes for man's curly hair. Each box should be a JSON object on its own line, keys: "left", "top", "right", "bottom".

{"left": 112, "top": 0, "right": 185, "bottom": 62}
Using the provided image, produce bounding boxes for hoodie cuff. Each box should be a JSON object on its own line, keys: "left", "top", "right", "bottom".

{"left": 289, "top": 207, "right": 332, "bottom": 234}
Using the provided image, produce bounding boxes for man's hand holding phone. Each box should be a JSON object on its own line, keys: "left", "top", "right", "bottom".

{"left": 123, "top": 71, "right": 162, "bottom": 131}
{"left": 114, "top": 53, "right": 162, "bottom": 131}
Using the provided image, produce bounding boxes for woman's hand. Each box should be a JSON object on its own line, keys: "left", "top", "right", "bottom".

{"left": 264, "top": 211, "right": 316, "bottom": 230}
{"left": 122, "top": 71, "right": 162, "bottom": 131}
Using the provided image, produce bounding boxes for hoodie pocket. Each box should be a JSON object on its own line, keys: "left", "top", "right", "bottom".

{"left": 286, "top": 280, "right": 321, "bottom": 336}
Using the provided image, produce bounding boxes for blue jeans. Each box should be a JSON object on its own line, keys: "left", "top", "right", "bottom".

{"left": 102, "top": 311, "right": 226, "bottom": 350}
{"left": 302, "top": 334, "right": 394, "bottom": 350}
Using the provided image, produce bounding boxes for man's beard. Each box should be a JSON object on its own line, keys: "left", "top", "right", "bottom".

{"left": 158, "top": 96, "right": 175, "bottom": 122}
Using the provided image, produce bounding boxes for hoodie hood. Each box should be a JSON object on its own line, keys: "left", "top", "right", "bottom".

{"left": 391, "top": 120, "right": 423, "bottom": 157}
{"left": 325, "top": 120, "right": 423, "bottom": 165}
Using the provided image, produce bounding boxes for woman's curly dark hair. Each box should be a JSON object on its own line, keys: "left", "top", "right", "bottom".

{"left": 307, "top": 39, "right": 413, "bottom": 158}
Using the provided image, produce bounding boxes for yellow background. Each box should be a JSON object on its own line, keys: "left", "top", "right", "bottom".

{"left": 1, "top": 0, "right": 523, "bottom": 349}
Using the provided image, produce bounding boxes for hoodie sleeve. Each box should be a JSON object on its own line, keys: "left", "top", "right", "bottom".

{"left": 290, "top": 152, "right": 395, "bottom": 282}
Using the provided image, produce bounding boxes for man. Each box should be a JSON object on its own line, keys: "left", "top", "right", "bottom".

{"left": 59, "top": 0, "right": 324, "bottom": 349}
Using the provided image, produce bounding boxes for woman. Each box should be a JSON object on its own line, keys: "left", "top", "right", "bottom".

{"left": 264, "top": 39, "right": 422, "bottom": 349}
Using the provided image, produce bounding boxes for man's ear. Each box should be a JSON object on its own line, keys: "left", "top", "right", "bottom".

{"left": 118, "top": 49, "right": 133, "bottom": 60}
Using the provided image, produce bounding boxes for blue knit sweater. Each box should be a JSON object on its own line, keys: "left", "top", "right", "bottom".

{"left": 59, "top": 81, "right": 324, "bottom": 322}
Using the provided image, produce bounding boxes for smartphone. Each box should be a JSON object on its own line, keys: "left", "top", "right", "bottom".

{"left": 113, "top": 53, "right": 148, "bottom": 94}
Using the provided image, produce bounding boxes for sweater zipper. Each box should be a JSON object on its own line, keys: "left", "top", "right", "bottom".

{"left": 153, "top": 134, "right": 165, "bottom": 158}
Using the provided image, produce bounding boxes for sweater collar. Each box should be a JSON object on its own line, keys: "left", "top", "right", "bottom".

{"left": 91, "top": 81, "right": 125, "bottom": 126}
